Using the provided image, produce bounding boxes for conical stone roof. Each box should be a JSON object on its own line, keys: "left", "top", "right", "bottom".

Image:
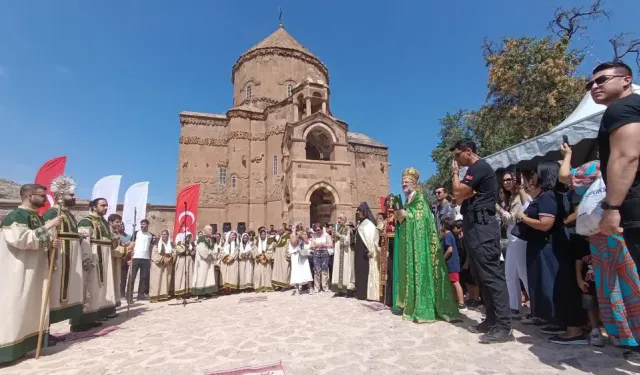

{"left": 241, "top": 24, "right": 318, "bottom": 59}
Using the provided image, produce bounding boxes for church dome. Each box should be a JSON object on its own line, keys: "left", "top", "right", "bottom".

{"left": 231, "top": 25, "right": 329, "bottom": 107}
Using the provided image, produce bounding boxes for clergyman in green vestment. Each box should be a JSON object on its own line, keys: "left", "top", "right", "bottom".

{"left": 393, "top": 167, "right": 459, "bottom": 323}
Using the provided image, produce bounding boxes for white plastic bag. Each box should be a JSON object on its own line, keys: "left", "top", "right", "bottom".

{"left": 576, "top": 176, "right": 606, "bottom": 236}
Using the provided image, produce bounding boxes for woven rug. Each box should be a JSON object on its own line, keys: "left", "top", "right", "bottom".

{"left": 238, "top": 295, "right": 268, "bottom": 304}
{"left": 361, "top": 302, "right": 390, "bottom": 312}
{"left": 55, "top": 325, "right": 119, "bottom": 342}
{"left": 206, "top": 362, "right": 284, "bottom": 375}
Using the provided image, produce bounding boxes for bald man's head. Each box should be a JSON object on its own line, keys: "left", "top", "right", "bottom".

{"left": 203, "top": 225, "right": 213, "bottom": 237}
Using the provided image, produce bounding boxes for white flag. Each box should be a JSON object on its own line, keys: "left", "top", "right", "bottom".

{"left": 91, "top": 175, "right": 122, "bottom": 220}
{"left": 122, "top": 182, "right": 149, "bottom": 235}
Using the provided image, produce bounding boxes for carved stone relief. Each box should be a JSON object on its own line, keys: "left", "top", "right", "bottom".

{"left": 180, "top": 116, "right": 228, "bottom": 127}
{"left": 250, "top": 154, "right": 265, "bottom": 164}
{"left": 347, "top": 144, "right": 389, "bottom": 156}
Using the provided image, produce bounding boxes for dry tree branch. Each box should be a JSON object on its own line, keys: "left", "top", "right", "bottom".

{"left": 610, "top": 32, "right": 640, "bottom": 72}
{"left": 549, "top": 0, "right": 611, "bottom": 40}
{"left": 482, "top": 37, "right": 497, "bottom": 59}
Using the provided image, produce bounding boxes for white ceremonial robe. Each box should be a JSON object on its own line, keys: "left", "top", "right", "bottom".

{"left": 221, "top": 234, "right": 239, "bottom": 289}
{"left": 71, "top": 215, "right": 116, "bottom": 327}
{"left": 192, "top": 238, "right": 217, "bottom": 296}
{"left": 0, "top": 207, "right": 52, "bottom": 363}
{"left": 173, "top": 243, "right": 194, "bottom": 297}
{"left": 238, "top": 237, "right": 254, "bottom": 290}
{"left": 271, "top": 235, "right": 291, "bottom": 289}
{"left": 331, "top": 226, "right": 355, "bottom": 293}
{"left": 289, "top": 241, "right": 312, "bottom": 285}
{"left": 43, "top": 206, "right": 84, "bottom": 324}
{"left": 358, "top": 219, "right": 381, "bottom": 302}
{"left": 111, "top": 237, "right": 126, "bottom": 307}
{"left": 150, "top": 241, "right": 173, "bottom": 302}
{"left": 252, "top": 238, "right": 273, "bottom": 292}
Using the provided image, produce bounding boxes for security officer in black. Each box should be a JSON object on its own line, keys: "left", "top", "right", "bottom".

{"left": 451, "top": 139, "right": 513, "bottom": 343}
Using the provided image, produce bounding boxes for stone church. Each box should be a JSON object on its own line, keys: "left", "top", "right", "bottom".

{"left": 177, "top": 25, "right": 390, "bottom": 229}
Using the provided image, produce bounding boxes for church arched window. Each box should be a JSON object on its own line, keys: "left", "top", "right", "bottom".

{"left": 218, "top": 168, "right": 227, "bottom": 185}
{"left": 246, "top": 85, "right": 252, "bottom": 100}
{"left": 273, "top": 155, "right": 279, "bottom": 176}
{"left": 231, "top": 175, "right": 237, "bottom": 188}
{"left": 286, "top": 84, "right": 293, "bottom": 97}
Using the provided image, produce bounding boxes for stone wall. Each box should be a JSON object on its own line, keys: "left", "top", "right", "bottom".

{"left": 0, "top": 199, "right": 176, "bottom": 236}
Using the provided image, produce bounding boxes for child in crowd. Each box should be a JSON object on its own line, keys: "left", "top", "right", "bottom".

{"left": 440, "top": 217, "right": 465, "bottom": 309}
{"left": 575, "top": 231, "right": 605, "bottom": 347}
{"left": 452, "top": 220, "right": 482, "bottom": 309}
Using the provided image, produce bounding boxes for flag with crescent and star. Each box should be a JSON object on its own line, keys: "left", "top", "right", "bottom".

{"left": 174, "top": 184, "right": 200, "bottom": 243}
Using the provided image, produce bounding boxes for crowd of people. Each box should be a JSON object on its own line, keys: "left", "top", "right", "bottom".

{"left": 1, "top": 59, "right": 639, "bottom": 366}
{"left": 428, "top": 61, "right": 640, "bottom": 361}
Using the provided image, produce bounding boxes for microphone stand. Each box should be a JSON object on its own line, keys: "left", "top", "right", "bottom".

{"left": 170, "top": 201, "right": 200, "bottom": 306}
{"left": 126, "top": 208, "right": 137, "bottom": 317}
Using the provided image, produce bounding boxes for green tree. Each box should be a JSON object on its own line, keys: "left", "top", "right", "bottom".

{"left": 422, "top": 1, "right": 614, "bottom": 187}
{"left": 422, "top": 110, "right": 476, "bottom": 195}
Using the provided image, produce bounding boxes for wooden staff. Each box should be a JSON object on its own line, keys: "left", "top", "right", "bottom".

{"left": 35, "top": 201, "right": 63, "bottom": 359}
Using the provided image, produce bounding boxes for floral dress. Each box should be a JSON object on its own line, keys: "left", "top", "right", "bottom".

{"left": 571, "top": 160, "right": 640, "bottom": 347}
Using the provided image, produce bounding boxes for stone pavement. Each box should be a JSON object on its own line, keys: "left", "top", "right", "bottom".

{"left": 3, "top": 291, "right": 639, "bottom": 375}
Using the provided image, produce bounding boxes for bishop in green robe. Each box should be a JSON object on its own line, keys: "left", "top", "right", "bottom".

{"left": 393, "top": 167, "right": 459, "bottom": 323}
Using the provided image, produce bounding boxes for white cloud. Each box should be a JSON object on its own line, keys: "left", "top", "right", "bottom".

{"left": 56, "top": 66, "right": 72, "bottom": 74}
{"left": 0, "top": 67, "right": 6, "bottom": 77}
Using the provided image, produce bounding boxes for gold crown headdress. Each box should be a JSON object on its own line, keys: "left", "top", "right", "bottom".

{"left": 402, "top": 167, "right": 420, "bottom": 184}
{"left": 49, "top": 175, "right": 77, "bottom": 199}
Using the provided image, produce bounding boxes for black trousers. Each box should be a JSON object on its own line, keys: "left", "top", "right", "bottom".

{"left": 131, "top": 258, "right": 150, "bottom": 297}
{"left": 463, "top": 212, "right": 511, "bottom": 330}
{"left": 623, "top": 227, "right": 640, "bottom": 274}
{"left": 121, "top": 262, "right": 129, "bottom": 297}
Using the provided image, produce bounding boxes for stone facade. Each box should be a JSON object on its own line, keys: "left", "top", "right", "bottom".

{"left": 177, "top": 25, "right": 390, "bottom": 229}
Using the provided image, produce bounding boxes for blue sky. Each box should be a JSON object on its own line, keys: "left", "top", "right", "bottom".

{"left": 0, "top": 0, "right": 638, "bottom": 204}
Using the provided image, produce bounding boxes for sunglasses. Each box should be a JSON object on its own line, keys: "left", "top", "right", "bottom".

{"left": 503, "top": 178, "right": 513, "bottom": 182}
{"left": 585, "top": 75, "right": 626, "bottom": 91}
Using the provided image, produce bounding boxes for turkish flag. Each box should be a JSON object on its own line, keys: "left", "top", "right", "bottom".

{"left": 173, "top": 184, "right": 200, "bottom": 243}
{"left": 34, "top": 156, "right": 67, "bottom": 215}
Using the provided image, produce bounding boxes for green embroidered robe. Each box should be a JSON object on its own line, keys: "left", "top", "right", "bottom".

{"left": 393, "top": 191, "right": 459, "bottom": 323}
{"left": 0, "top": 207, "right": 52, "bottom": 363}
{"left": 43, "top": 206, "right": 84, "bottom": 323}
{"left": 71, "top": 214, "right": 116, "bottom": 326}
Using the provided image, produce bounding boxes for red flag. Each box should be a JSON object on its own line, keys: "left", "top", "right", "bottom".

{"left": 379, "top": 196, "right": 386, "bottom": 214}
{"left": 34, "top": 156, "right": 67, "bottom": 215}
{"left": 173, "top": 184, "right": 200, "bottom": 243}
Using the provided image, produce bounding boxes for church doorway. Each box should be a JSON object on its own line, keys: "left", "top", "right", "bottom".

{"left": 309, "top": 186, "right": 335, "bottom": 226}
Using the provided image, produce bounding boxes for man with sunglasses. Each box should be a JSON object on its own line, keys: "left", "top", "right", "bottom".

{"left": 592, "top": 61, "right": 640, "bottom": 360}
{"left": 451, "top": 139, "right": 512, "bottom": 344}
{"left": 594, "top": 62, "right": 640, "bottom": 255}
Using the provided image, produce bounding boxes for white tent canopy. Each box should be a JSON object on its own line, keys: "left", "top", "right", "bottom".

{"left": 485, "top": 84, "right": 640, "bottom": 171}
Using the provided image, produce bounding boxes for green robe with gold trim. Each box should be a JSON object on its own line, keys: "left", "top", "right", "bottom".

{"left": 392, "top": 191, "right": 459, "bottom": 323}
{"left": 43, "top": 206, "right": 84, "bottom": 324}
{"left": 0, "top": 206, "right": 52, "bottom": 363}
{"left": 71, "top": 214, "right": 116, "bottom": 326}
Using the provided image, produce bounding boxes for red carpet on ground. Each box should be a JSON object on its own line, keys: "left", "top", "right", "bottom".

{"left": 55, "top": 326, "right": 119, "bottom": 342}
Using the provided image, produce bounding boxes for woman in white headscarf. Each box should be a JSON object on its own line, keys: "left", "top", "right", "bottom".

{"left": 253, "top": 229, "right": 274, "bottom": 292}
{"left": 221, "top": 231, "right": 239, "bottom": 292}
{"left": 238, "top": 232, "right": 254, "bottom": 291}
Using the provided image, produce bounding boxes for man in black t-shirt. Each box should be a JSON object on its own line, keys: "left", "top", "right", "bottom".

{"left": 451, "top": 139, "right": 512, "bottom": 343}
{"left": 592, "top": 63, "right": 640, "bottom": 255}
{"left": 591, "top": 61, "right": 640, "bottom": 362}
